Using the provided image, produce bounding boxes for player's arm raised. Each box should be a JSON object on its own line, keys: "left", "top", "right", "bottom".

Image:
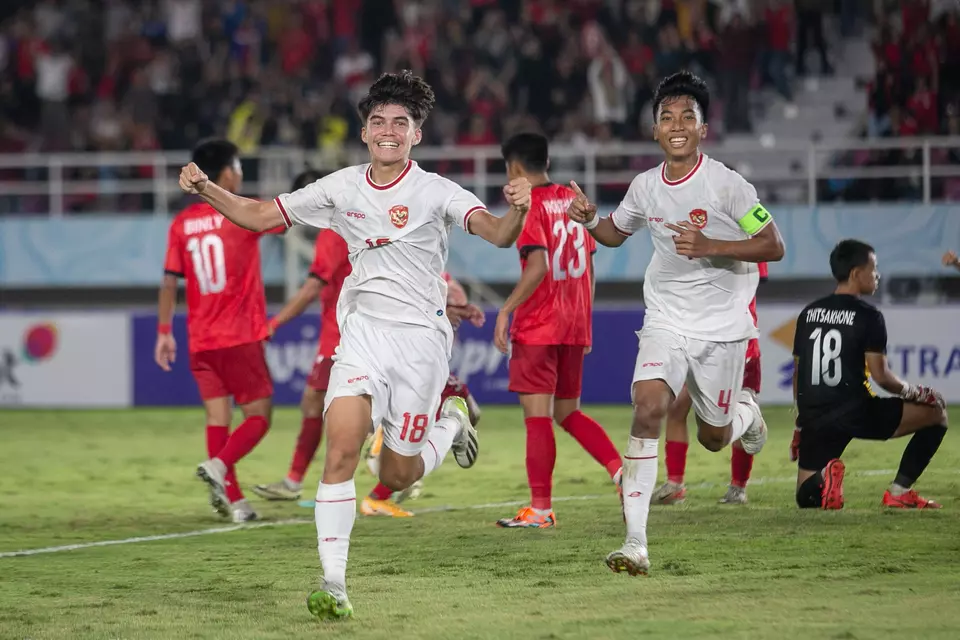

{"left": 566, "top": 181, "right": 630, "bottom": 247}
{"left": 179, "top": 162, "right": 282, "bottom": 232}
{"left": 467, "top": 178, "right": 533, "bottom": 247}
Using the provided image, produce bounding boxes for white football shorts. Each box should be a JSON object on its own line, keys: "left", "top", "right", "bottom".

{"left": 325, "top": 312, "right": 449, "bottom": 456}
{"left": 632, "top": 326, "right": 747, "bottom": 427}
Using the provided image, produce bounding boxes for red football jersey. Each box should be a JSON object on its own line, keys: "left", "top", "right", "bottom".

{"left": 308, "top": 230, "right": 351, "bottom": 358}
{"left": 164, "top": 203, "right": 271, "bottom": 353}
{"left": 748, "top": 262, "right": 768, "bottom": 326}
{"left": 511, "top": 183, "right": 597, "bottom": 346}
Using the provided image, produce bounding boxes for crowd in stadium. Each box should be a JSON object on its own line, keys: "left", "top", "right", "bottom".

{"left": 848, "top": 0, "right": 960, "bottom": 202}
{"left": 867, "top": 0, "right": 960, "bottom": 140}
{"left": 0, "top": 0, "right": 864, "bottom": 158}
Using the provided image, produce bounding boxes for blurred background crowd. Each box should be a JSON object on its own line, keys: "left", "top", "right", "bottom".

{"left": 0, "top": 0, "right": 958, "bottom": 210}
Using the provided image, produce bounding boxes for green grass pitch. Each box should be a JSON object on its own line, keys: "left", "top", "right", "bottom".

{"left": 2, "top": 406, "right": 959, "bottom": 639}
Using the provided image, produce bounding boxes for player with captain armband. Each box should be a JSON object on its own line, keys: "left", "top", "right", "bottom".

{"left": 566, "top": 71, "right": 786, "bottom": 576}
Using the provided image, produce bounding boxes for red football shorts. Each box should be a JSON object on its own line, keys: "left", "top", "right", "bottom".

{"left": 508, "top": 343, "right": 585, "bottom": 399}
{"left": 437, "top": 374, "right": 472, "bottom": 419}
{"left": 307, "top": 352, "right": 334, "bottom": 391}
{"left": 743, "top": 338, "right": 761, "bottom": 394}
{"left": 190, "top": 341, "right": 273, "bottom": 405}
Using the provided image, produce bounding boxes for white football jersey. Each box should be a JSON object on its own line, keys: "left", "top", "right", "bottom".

{"left": 275, "top": 160, "right": 485, "bottom": 351}
{"left": 609, "top": 154, "right": 767, "bottom": 342}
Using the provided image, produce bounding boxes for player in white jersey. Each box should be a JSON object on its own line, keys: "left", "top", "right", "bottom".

{"left": 566, "top": 71, "right": 785, "bottom": 576}
{"left": 178, "top": 71, "right": 532, "bottom": 619}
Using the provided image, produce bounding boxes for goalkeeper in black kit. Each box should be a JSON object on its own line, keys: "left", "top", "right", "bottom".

{"left": 791, "top": 239, "right": 948, "bottom": 510}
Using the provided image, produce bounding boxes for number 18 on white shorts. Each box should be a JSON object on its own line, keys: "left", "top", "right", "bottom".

{"left": 632, "top": 326, "right": 747, "bottom": 427}
{"left": 324, "top": 313, "right": 450, "bottom": 457}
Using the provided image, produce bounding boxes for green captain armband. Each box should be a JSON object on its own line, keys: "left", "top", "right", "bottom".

{"left": 738, "top": 204, "right": 773, "bottom": 235}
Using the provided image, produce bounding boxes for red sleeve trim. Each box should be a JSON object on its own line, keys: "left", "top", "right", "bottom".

{"left": 463, "top": 205, "right": 487, "bottom": 233}
{"left": 610, "top": 215, "right": 632, "bottom": 237}
{"left": 275, "top": 197, "right": 292, "bottom": 228}
{"left": 462, "top": 205, "right": 485, "bottom": 233}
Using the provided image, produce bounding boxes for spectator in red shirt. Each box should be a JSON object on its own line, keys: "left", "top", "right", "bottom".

{"left": 764, "top": 0, "right": 794, "bottom": 103}
{"left": 908, "top": 25, "right": 940, "bottom": 90}
{"left": 621, "top": 31, "right": 654, "bottom": 76}
{"left": 907, "top": 76, "right": 939, "bottom": 134}
{"left": 280, "top": 14, "right": 315, "bottom": 76}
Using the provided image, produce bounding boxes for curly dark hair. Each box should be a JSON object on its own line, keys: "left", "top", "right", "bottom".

{"left": 652, "top": 71, "right": 711, "bottom": 121}
{"left": 357, "top": 70, "right": 436, "bottom": 126}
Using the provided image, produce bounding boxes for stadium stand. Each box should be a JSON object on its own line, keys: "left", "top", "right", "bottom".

{"left": 0, "top": 0, "right": 868, "bottom": 158}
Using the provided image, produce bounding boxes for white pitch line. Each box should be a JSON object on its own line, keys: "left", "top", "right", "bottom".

{"left": 0, "top": 468, "right": 927, "bottom": 559}
{"left": 0, "top": 494, "right": 608, "bottom": 559}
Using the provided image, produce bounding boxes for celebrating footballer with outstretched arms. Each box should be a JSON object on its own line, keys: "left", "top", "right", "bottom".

{"left": 179, "top": 70, "right": 529, "bottom": 621}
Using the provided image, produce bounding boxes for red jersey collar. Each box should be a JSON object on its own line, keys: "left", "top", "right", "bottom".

{"left": 366, "top": 160, "right": 414, "bottom": 190}
{"left": 660, "top": 153, "right": 703, "bottom": 186}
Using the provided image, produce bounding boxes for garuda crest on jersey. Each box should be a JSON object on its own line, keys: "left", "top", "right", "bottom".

{"left": 389, "top": 205, "right": 409, "bottom": 229}
{"left": 688, "top": 208, "right": 708, "bottom": 229}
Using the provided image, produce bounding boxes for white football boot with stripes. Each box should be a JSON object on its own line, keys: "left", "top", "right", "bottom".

{"left": 445, "top": 396, "right": 479, "bottom": 468}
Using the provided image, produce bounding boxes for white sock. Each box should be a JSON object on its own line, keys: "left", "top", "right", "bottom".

{"left": 729, "top": 402, "right": 756, "bottom": 443}
{"left": 315, "top": 480, "right": 356, "bottom": 588}
{"left": 890, "top": 482, "right": 910, "bottom": 496}
{"left": 418, "top": 416, "right": 459, "bottom": 478}
{"left": 623, "top": 436, "right": 658, "bottom": 548}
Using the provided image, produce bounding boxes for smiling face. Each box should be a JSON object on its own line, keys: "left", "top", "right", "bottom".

{"left": 653, "top": 95, "right": 707, "bottom": 162}
{"left": 361, "top": 103, "right": 422, "bottom": 166}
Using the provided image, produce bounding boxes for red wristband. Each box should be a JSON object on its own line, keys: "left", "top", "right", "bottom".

{"left": 157, "top": 323, "right": 172, "bottom": 335}
{"left": 268, "top": 318, "right": 280, "bottom": 332}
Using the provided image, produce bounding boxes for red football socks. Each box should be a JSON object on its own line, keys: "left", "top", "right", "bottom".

{"left": 216, "top": 415, "right": 270, "bottom": 468}
{"left": 206, "top": 425, "right": 244, "bottom": 502}
{"left": 730, "top": 445, "right": 754, "bottom": 488}
{"left": 369, "top": 483, "right": 393, "bottom": 501}
{"left": 560, "top": 410, "right": 622, "bottom": 478}
{"left": 525, "top": 417, "right": 556, "bottom": 510}
{"left": 287, "top": 417, "right": 324, "bottom": 484}
{"left": 665, "top": 440, "right": 689, "bottom": 484}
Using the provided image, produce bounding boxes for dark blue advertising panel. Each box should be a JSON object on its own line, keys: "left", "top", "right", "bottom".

{"left": 132, "top": 308, "right": 645, "bottom": 406}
